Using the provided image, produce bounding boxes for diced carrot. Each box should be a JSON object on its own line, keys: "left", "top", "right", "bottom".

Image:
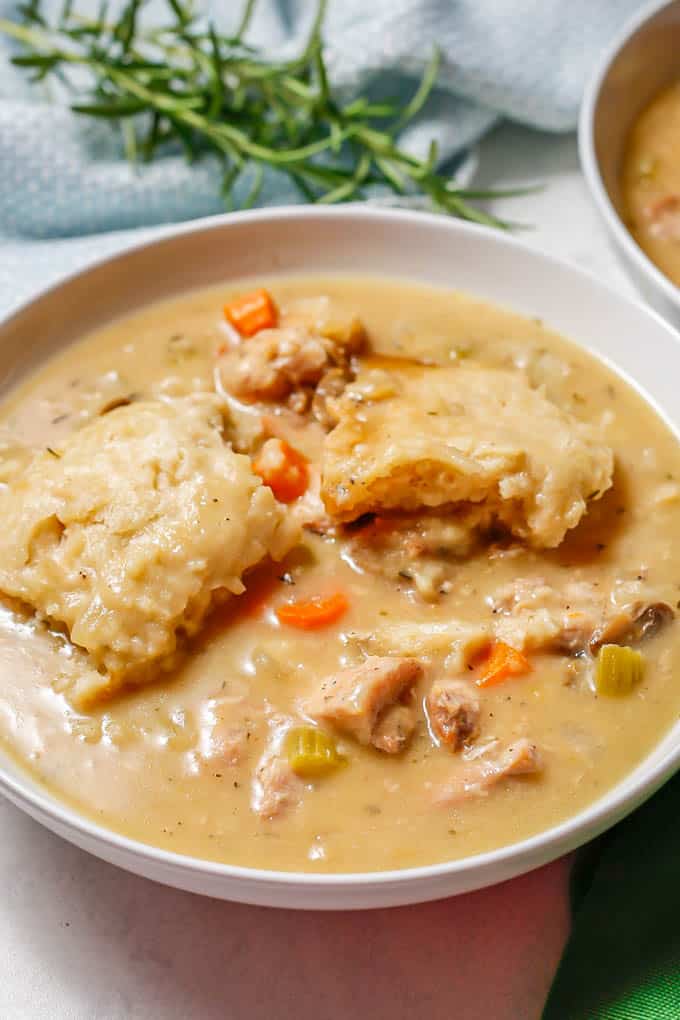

{"left": 476, "top": 640, "right": 531, "bottom": 688}
{"left": 253, "top": 438, "right": 309, "bottom": 503}
{"left": 276, "top": 593, "right": 349, "bottom": 630}
{"left": 224, "top": 288, "right": 277, "bottom": 337}
{"left": 216, "top": 341, "right": 228, "bottom": 356}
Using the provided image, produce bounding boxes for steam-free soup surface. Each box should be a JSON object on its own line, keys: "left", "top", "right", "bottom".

{"left": 0, "top": 275, "right": 679, "bottom": 873}
{"left": 622, "top": 80, "right": 680, "bottom": 286}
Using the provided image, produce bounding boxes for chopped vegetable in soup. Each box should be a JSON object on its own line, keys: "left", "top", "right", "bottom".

{"left": 0, "top": 275, "right": 679, "bottom": 874}
{"left": 621, "top": 80, "right": 680, "bottom": 286}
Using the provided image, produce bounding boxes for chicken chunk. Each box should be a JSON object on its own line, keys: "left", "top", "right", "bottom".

{"left": 425, "top": 679, "right": 480, "bottom": 750}
{"left": 321, "top": 361, "right": 613, "bottom": 547}
{"left": 254, "top": 749, "right": 304, "bottom": 819}
{"left": 306, "top": 656, "right": 422, "bottom": 753}
{"left": 310, "top": 367, "right": 353, "bottom": 430}
{"left": 0, "top": 396, "right": 298, "bottom": 706}
{"left": 252, "top": 717, "right": 304, "bottom": 819}
{"left": 220, "top": 328, "right": 330, "bottom": 402}
{"left": 371, "top": 703, "right": 417, "bottom": 754}
{"left": 432, "top": 739, "right": 543, "bottom": 805}
{"left": 199, "top": 695, "right": 263, "bottom": 766}
{"left": 217, "top": 298, "right": 366, "bottom": 409}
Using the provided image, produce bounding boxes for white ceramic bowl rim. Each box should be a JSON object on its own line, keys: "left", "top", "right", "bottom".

{"left": 1, "top": 204, "right": 680, "bottom": 901}
{"left": 578, "top": 0, "right": 680, "bottom": 312}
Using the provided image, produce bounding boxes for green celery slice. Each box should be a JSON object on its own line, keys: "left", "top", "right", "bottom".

{"left": 285, "top": 726, "right": 347, "bottom": 778}
{"left": 595, "top": 644, "right": 644, "bottom": 696}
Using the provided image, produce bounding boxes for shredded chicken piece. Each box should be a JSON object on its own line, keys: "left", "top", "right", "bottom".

{"left": 219, "top": 328, "right": 329, "bottom": 401}
{"left": 305, "top": 656, "right": 422, "bottom": 753}
{"left": 432, "top": 738, "right": 543, "bottom": 805}
{"left": 371, "top": 703, "right": 416, "bottom": 754}
{"left": 311, "top": 367, "right": 353, "bottom": 430}
{"left": 217, "top": 299, "right": 366, "bottom": 410}
{"left": 252, "top": 718, "right": 303, "bottom": 819}
{"left": 199, "top": 696, "right": 262, "bottom": 767}
{"left": 254, "top": 752, "right": 303, "bottom": 819}
{"left": 425, "top": 679, "right": 480, "bottom": 750}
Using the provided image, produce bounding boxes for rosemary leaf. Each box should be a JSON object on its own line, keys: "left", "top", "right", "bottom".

{"left": 242, "top": 164, "right": 264, "bottom": 208}
{"left": 394, "top": 47, "right": 441, "bottom": 131}
{"left": 71, "top": 98, "right": 146, "bottom": 116}
{"left": 0, "top": 0, "right": 519, "bottom": 227}
{"left": 234, "top": 0, "right": 257, "bottom": 41}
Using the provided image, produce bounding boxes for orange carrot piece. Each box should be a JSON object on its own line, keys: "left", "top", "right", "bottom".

{"left": 276, "top": 593, "right": 349, "bottom": 630}
{"left": 476, "top": 640, "right": 531, "bottom": 688}
{"left": 224, "top": 288, "right": 277, "bottom": 337}
{"left": 253, "top": 438, "right": 309, "bottom": 503}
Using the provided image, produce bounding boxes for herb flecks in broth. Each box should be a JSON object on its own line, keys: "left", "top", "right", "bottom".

{"left": 0, "top": 275, "right": 678, "bottom": 874}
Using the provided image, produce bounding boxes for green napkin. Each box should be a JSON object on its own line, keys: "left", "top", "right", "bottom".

{"left": 542, "top": 772, "right": 680, "bottom": 1019}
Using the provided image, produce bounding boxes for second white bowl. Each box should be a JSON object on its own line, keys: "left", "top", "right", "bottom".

{"left": 579, "top": 0, "right": 680, "bottom": 324}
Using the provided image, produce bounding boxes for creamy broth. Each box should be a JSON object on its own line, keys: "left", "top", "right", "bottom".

{"left": 621, "top": 80, "right": 680, "bottom": 286}
{"left": 1, "top": 275, "right": 679, "bottom": 873}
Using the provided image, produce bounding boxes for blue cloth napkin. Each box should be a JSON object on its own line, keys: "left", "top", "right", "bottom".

{"left": 0, "top": 0, "right": 644, "bottom": 314}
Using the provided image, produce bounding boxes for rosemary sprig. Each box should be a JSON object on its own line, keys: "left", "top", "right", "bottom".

{"left": 0, "top": 0, "right": 526, "bottom": 226}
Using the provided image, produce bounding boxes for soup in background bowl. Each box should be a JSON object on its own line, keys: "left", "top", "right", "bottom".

{"left": 622, "top": 80, "right": 680, "bottom": 287}
{"left": 1, "top": 207, "right": 680, "bottom": 909}
{"left": 579, "top": 0, "right": 680, "bottom": 324}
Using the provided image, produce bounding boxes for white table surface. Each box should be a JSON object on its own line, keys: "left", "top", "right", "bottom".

{"left": 0, "top": 122, "right": 642, "bottom": 1020}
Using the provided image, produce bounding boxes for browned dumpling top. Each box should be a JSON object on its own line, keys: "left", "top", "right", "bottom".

{"left": 321, "top": 361, "right": 614, "bottom": 547}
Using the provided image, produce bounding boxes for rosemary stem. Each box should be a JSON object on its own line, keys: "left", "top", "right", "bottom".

{"left": 0, "top": 0, "right": 520, "bottom": 229}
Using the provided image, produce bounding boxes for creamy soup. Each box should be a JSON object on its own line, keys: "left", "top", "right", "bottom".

{"left": 621, "top": 80, "right": 680, "bottom": 286}
{"left": 0, "top": 275, "right": 679, "bottom": 874}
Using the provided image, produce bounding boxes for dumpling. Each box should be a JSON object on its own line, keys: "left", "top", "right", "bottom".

{"left": 0, "top": 395, "right": 298, "bottom": 705}
{"left": 321, "top": 361, "right": 613, "bottom": 548}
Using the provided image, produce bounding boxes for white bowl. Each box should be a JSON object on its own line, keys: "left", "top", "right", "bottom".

{"left": 1, "top": 206, "right": 680, "bottom": 909}
{"left": 579, "top": 0, "right": 680, "bottom": 324}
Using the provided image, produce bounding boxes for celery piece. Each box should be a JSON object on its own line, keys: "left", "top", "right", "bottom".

{"left": 285, "top": 726, "right": 347, "bottom": 778}
{"left": 595, "top": 644, "right": 644, "bottom": 696}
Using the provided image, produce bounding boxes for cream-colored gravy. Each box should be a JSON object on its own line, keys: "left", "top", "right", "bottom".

{"left": 0, "top": 275, "right": 679, "bottom": 873}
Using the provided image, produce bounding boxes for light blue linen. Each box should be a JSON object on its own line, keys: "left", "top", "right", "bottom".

{"left": 0, "top": 0, "right": 644, "bottom": 313}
